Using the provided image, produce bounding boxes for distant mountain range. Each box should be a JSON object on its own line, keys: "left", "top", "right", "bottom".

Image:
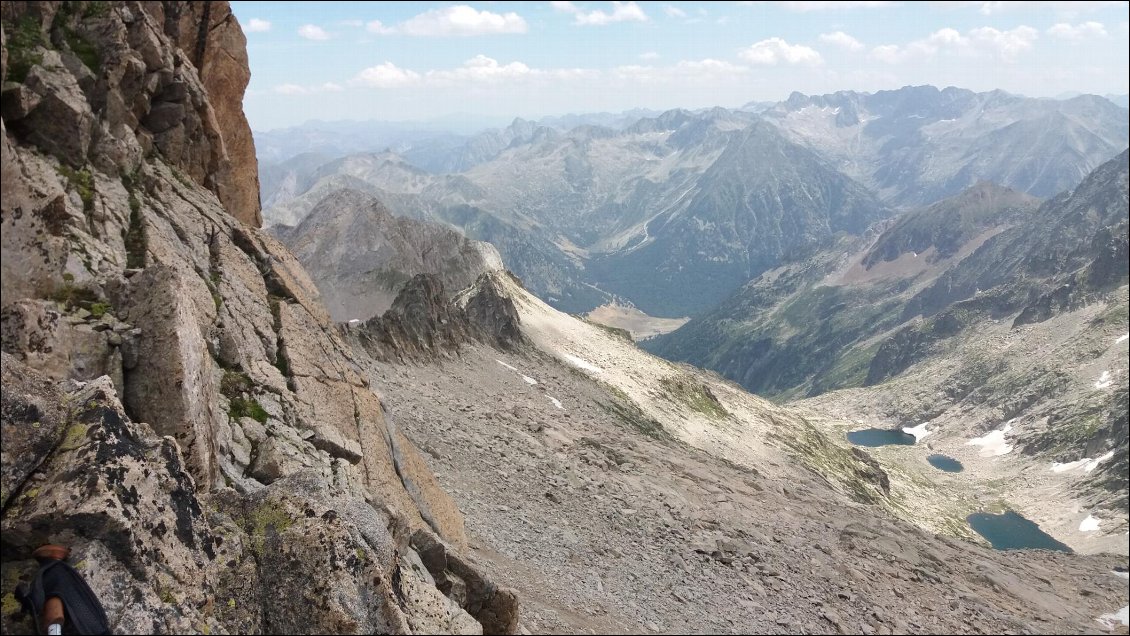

{"left": 259, "top": 86, "right": 1127, "bottom": 320}
{"left": 253, "top": 109, "right": 664, "bottom": 166}
{"left": 762, "top": 86, "right": 1128, "bottom": 206}
{"left": 263, "top": 108, "right": 893, "bottom": 316}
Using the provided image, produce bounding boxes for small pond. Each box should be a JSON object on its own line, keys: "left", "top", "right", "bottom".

{"left": 927, "top": 454, "right": 964, "bottom": 472}
{"left": 967, "top": 510, "right": 1072, "bottom": 552}
{"left": 846, "top": 428, "right": 917, "bottom": 447}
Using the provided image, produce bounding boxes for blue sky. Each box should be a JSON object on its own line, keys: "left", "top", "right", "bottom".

{"left": 230, "top": 1, "right": 1130, "bottom": 131}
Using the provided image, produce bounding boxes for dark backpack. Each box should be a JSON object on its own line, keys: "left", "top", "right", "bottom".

{"left": 14, "top": 558, "right": 111, "bottom": 635}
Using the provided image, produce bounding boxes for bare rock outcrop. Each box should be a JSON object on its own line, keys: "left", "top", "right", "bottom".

{"left": 145, "top": 1, "right": 261, "bottom": 227}
{"left": 347, "top": 272, "right": 524, "bottom": 363}
{"left": 1, "top": 0, "right": 260, "bottom": 227}
{"left": 0, "top": 355, "right": 488, "bottom": 634}
{"left": 1, "top": 3, "right": 511, "bottom": 633}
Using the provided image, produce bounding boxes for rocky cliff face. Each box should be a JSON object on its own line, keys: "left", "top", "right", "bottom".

{"left": 0, "top": 2, "right": 511, "bottom": 633}
{"left": 149, "top": 0, "right": 262, "bottom": 228}
{"left": 0, "top": 1, "right": 259, "bottom": 228}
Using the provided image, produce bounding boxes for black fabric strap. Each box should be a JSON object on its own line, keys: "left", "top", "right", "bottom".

{"left": 12, "top": 560, "right": 111, "bottom": 635}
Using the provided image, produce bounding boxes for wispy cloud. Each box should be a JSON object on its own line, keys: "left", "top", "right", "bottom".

{"left": 778, "top": 1, "right": 896, "bottom": 11}
{"left": 348, "top": 56, "right": 756, "bottom": 90}
{"left": 351, "top": 63, "right": 423, "bottom": 88}
{"left": 427, "top": 55, "right": 538, "bottom": 84}
{"left": 1047, "top": 21, "right": 1108, "bottom": 39}
{"left": 739, "top": 38, "right": 823, "bottom": 65}
{"left": 553, "top": 1, "right": 649, "bottom": 26}
{"left": 639, "top": 51, "right": 661, "bottom": 60}
{"left": 818, "top": 31, "right": 864, "bottom": 50}
{"left": 872, "top": 25, "right": 1038, "bottom": 63}
{"left": 663, "top": 5, "right": 688, "bottom": 18}
{"left": 246, "top": 18, "right": 271, "bottom": 33}
{"left": 611, "top": 59, "right": 749, "bottom": 83}
{"left": 350, "top": 56, "right": 595, "bottom": 89}
{"left": 297, "top": 24, "right": 330, "bottom": 40}
{"left": 273, "top": 82, "right": 344, "bottom": 95}
{"left": 366, "top": 5, "right": 527, "bottom": 36}
{"left": 935, "top": 1, "right": 1124, "bottom": 16}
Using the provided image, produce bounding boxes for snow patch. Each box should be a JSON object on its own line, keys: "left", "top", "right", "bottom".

{"left": 546, "top": 395, "right": 564, "bottom": 410}
{"left": 1079, "top": 514, "right": 1101, "bottom": 532}
{"left": 1094, "top": 370, "right": 1113, "bottom": 390}
{"left": 1085, "top": 450, "right": 1116, "bottom": 473}
{"left": 495, "top": 359, "right": 518, "bottom": 372}
{"left": 902, "top": 422, "right": 931, "bottom": 442}
{"left": 1052, "top": 450, "right": 1117, "bottom": 474}
{"left": 562, "top": 353, "right": 602, "bottom": 373}
{"left": 1051, "top": 458, "right": 1090, "bottom": 473}
{"left": 1112, "top": 570, "right": 1130, "bottom": 580}
{"left": 1116, "top": 333, "right": 1129, "bottom": 345}
{"left": 966, "top": 423, "right": 1013, "bottom": 457}
{"left": 522, "top": 375, "right": 538, "bottom": 385}
{"left": 1097, "top": 606, "right": 1129, "bottom": 628}
{"left": 348, "top": 319, "right": 361, "bottom": 324}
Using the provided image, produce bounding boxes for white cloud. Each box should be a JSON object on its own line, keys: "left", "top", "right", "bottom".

{"left": 872, "top": 25, "right": 1037, "bottom": 62}
{"left": 937, "top": 1, "right": 1125, "bottom": 15}
{"left": 351, "top": 62, "right": 423, "bottom": 88}
{"left": 779, "top": 1, "right": 896, "bottom": 10}
{"left": 246, "top": 18, "right": 271, "bottom": 33}
{"left": 349, "top": 56, "right": 595, "bottom": 89}
{"left": 819, "top": 31, "right": 864, "bottom": 50}
{"left": 297, "top": 24, "right": 330, "bottom": 40}
{"left": 969, "top": 25, "right": 1039, "bottom": 59}
{"left": 739, "top": 38, "right": 823, "bottom": 65}
{"left": 870, "top": 44, "right": 902, "bottom": 63}
{"left": 1047, "top": 21, "right": 1108, "bottom": 39}
{"left": 612, "top": 59, "right": 749, "bottom": 83}
{"left": 664, "top": 5, "right": 688, "bottom": 18}
{"left": 344, "top": 55, "right": 755, "bottom": 92}
{"left": 273, "top": 84, "right": 307, "bottom": 95}
{"left": 639, "top": 51, "right": 661, "bottom": 60}
{"left": 369, "top": 5, "right": 528, "bottom": 36}
{"left": 673, "top": 59, "right": 748, "bottom": 74}
{"left": 559, "top": 1, "right": 649, "bottom": 26}
{"left": 427, "top": 55, "right": 536, "bottom": 84}
{"left": 272, "top": 82, "right": 345, "bottom": 95}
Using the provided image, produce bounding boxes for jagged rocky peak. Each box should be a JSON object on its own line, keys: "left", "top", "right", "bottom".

{"left": 456, "top": 271, "right": 523, "bottom": 349}
{"left": 1, "top": 2, "right": 515, "bottom": 633}
{"left": 272, "top": 188, "right": 505, "bottom": 322}
{"left": 347, "top": 270, "right": 523, "bottom": 362}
